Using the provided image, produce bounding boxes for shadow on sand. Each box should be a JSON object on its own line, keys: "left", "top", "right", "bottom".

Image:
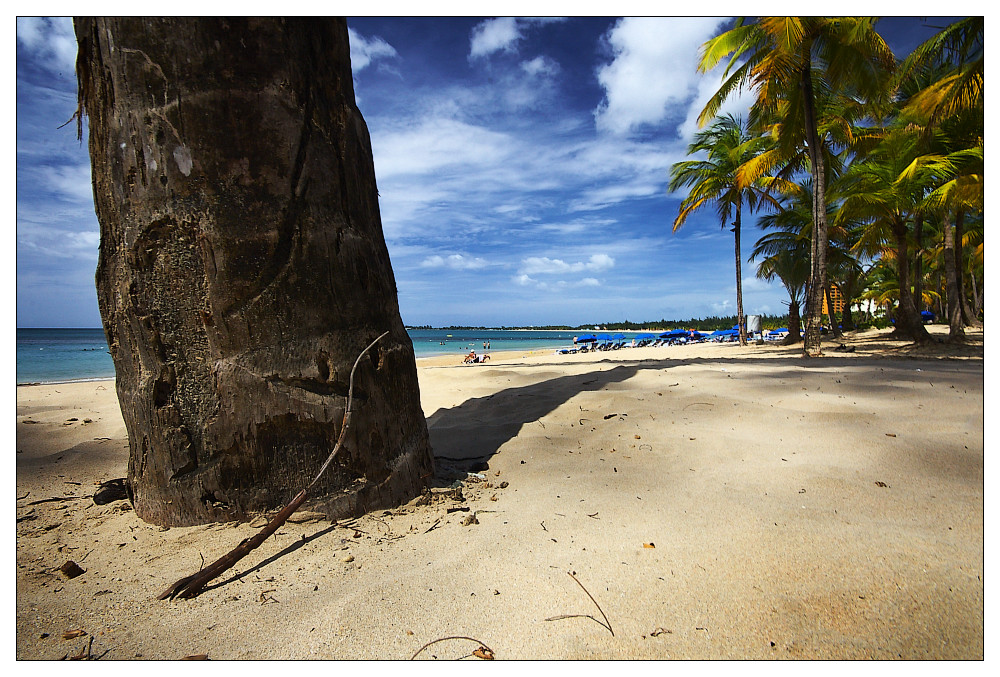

{"left": 426, "top": 364, "right": 641, "bottom": 481}
{"left": 424, "top": 352, "right": 983, "bottom": 483}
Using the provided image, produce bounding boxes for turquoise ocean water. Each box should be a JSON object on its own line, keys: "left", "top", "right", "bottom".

{"left": 16, "top": 328, "right": 116, "bottom": 385}
{"left": 16, "top": 328, "right": 594, "bottom": 384}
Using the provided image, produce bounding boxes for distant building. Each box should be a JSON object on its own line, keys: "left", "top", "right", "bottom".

{"left": 822, "top": 285, "right": 845, "bottom": 318}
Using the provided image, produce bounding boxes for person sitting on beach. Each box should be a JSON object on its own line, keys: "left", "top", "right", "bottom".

{"left": 464, "top": 350, "right": 477, "bottom": 364}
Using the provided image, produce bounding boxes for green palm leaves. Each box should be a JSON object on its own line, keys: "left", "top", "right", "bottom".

{"left": 668, "top": 115, "right": 779, "bottom": 345}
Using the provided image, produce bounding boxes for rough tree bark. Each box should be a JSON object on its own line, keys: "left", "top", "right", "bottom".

{"left": 799, "top": 53, "right": 828, "bottom": 357}
{"left": 913, "top": 210, "right": 924, "bottom": 314}
{"left": 942, "top": 213, "right": 965, "bottom": 342}
{"left": 781, "top": 300, "right": 802, "bottom": 345}
{"left": 890, "top": 216, "right": 931, "bottom": 342}
{"left": 74, "top": 17, "right": 434, "bottom": 526}
{"left": 955, "top": 210, "right": 982, "bottom": 328}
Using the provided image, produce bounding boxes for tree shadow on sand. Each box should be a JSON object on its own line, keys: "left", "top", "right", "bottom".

{"left": 424, "top": 353, "right": 983, "bottom": 484}
{"left": 425, "top": 364, "right": 642, "bottom": 482}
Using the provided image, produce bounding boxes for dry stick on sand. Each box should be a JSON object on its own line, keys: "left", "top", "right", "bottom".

{"left": 159, "top": 331, "right": 389, "bottom": 601}
{"left": 545, "top": 571, "right": 614, "bottom": 637}
{"left": 410, "top": 636, "right": 496, "bottom": 660}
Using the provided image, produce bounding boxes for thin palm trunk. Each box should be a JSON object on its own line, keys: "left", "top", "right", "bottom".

{"left": 734, "top": 204, "right": 747, "bottom": 345}
{"left": 800, "top": 55, "right": 828, "bottom": 356}
{"left": 970, "top": 270, "right": 981, "bottom": 318}
{"left": 826, "top": 286, "right": 842, "bottom": 338}
{"left": 943, "top": 213, "right": 965, "bottom": 341}
{"left": 955, "top": 210, "right": 981, "bottom": 327}
{"left": 936, "top": 269, "right": 946, "bottom": 318}
{"left": 913, "top": 211, "right": 924, "bottom": 311}
{"left": 841, "top": 292, "right": 855, "bottom": 331}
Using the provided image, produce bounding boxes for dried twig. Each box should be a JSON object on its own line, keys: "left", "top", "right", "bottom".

{"left": 159, "top": 332, "right": 389, "bottom": 600}
{"left": 410, "top": 635, "right": 495, "bottom": 660}
{"left": 67, "top": 636, "right": 94, "bottom": 660}
{"left": 545, "top": 571, "right": 614, "bottom": 637}
{"left": 26, "top": 496, "right": 86, "bottom": 506}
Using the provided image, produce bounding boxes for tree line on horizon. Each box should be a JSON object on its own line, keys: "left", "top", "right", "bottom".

{"left": 407, "top": 314, "right": 793, "bottom": 332}
{"left": 669, "top": 17, "right": 983, "bottom": 353}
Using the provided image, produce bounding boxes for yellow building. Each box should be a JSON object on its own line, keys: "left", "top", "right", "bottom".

{"left": 822, "top": 285, "right": 845, "bottom": 317}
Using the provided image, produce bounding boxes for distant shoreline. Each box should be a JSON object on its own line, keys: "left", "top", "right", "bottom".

{"left": 16, "top": 376, "right": 115, "bottom": 387}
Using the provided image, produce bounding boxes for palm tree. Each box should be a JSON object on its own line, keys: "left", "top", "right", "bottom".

{"left": 896, "top": 18, "right": 984, "bottom": 337}
{"left": 669, "top": 114, "right": 779, "bottom": 345}
{"left": 750, "top": 178, "right": 860, "bottom": 341}
{"left": 902, "top": 142, "right": 984, "bottom": 340}
{"left": 896, "top": 17, "right": 983, "bottom": 133}
{"left": 858, "top": 260, "right": 901, "bottom": 324}
{"left": 750, "top": 207, "right": 810, "bottom": 344}
{"left": 838, "top": 128, "right": 932, "bottom": 341}
{"left": 698, "top": 17, "right": 895, "bottom": 356}
{"left": 75, "top": 18, "right": 434, "bottom": 526}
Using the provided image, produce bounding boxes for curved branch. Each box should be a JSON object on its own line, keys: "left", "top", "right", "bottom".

{"left": 158, "top": 331, "right": 390, "bottom": 600}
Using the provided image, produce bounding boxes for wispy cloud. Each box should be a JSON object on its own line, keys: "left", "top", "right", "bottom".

{"left": 520, "top": 254, "right": 615, "bottom": 276}
{"left": 469, "top": 17, "right": 568, "bottom": 61}
{"left": 420, "top": 253, "right": 489, "bottom": 270}
{"left": 42, "top": 163, "right": 94, "bottom": 204}
{"left": 521, "top": 55, "right": 559, "bottom": 77}
{"left": 373, "top": 117, "right": 514, "bottom": 180}
{"left": 348, "top": 27, "right": 398, "bottom": 73}
{"left": 17, "top": 17, "right": 76, "bottom": 77}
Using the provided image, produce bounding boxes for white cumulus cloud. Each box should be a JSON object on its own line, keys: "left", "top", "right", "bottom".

{"left": 469, "top": 18, "right": 566, "bottom": 60}
{"left": 469, "top": 18, "right": 522, "bottom": 58}
{"left": 594, "top": 17, "right": 730, "bottom": 136}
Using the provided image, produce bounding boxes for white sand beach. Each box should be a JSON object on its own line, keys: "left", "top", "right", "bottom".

{"left": 15, "top": 326, "right": 984, "bottom": 660}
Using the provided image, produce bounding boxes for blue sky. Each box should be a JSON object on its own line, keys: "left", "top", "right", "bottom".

{"left": 16, "top": 15, "right": 958, "bottom": 328}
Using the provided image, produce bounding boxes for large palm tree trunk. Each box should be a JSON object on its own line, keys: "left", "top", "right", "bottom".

{"left": 75, "top": 17, "right": 434, "bottom": 526}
